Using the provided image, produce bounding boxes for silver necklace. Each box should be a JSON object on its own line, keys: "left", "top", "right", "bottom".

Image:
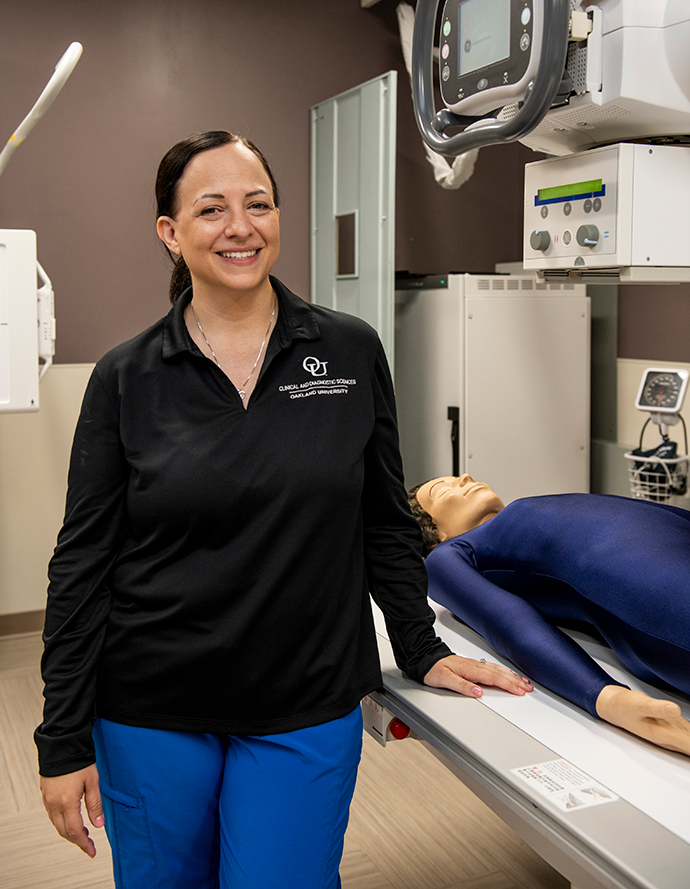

{"left": 191, "top": 295, "right": 277, "bottom": 400}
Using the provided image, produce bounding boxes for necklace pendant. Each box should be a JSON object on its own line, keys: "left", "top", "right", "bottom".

{"left": 190, "top": 294, "right": 277, "bottom": 407}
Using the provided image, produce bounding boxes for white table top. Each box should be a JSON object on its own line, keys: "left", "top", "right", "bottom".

{"left": 372, "top": 602, "right": 690, "bottom": 889}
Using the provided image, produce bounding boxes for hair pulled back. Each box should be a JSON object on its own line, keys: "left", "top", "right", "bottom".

{"left": 407, "top": 483, "right": 440, "bottom": 556}
{"left": 155, "top": 131, "right": 280, "bottom": 304}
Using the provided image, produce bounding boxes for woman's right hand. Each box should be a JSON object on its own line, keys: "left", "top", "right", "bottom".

{"left": 424, "top": 654, "right": 533, "bottom": 697}
{"left": 40, "top": 763, "right": 104, "bottom": 857}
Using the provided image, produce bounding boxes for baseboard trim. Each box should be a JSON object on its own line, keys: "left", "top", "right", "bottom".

{"left": 0, "top": 610, "right": 45, "bottom": 637}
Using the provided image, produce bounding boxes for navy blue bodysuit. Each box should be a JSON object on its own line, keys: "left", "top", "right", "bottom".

{"left": 425, "top": 494, "right": 690, "bottom": 717}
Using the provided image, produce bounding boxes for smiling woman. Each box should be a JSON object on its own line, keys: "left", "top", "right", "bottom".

{"left": 155, "top": 131, "right": 281, "bottom": 305}
{"left": 154, "top": 132, "right": 282, "bottom": 404}
{"left": 157, "top": 140, "right": 280, "bottom": 300}
{"left": 34, "top": 131, "right": 532, "bottom": 889}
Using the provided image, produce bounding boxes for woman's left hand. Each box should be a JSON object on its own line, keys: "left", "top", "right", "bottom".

{"left": 423, "top": 655, "right": 533, "bottom": 698}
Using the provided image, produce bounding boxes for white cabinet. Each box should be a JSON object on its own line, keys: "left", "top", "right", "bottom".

{"left": 395, "top": 273, "right": 590, "bottom": 503}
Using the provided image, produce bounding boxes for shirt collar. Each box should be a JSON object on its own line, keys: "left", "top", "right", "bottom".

{"left": 161, "top": 275, "right": 321, "bottom": 360}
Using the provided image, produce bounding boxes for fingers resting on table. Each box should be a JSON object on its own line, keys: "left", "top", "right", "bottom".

{"left": 424, "top": 654, "right": 533, "bottom": 698}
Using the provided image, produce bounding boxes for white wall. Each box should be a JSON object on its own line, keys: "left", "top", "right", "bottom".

{"left": 0, "top": 364, "right": 92, "bottom": 616}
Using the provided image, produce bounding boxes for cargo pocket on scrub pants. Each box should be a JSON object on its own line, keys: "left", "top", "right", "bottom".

{"left": 99, "top": 779, "right": 158, "bottom": 888}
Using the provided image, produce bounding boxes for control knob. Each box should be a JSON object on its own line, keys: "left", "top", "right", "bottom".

{"left": 530, "top": 229, "right": 551, "bottom": 252}
{"left": 576, "top": 224, "right": 599, "bottom": 248}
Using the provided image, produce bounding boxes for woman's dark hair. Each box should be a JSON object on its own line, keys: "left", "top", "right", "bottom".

{"left": 155, "top": 131, "right": 280, "bottom": 304}
{"left": 407, "top": 483, "right": 440, "bottom": 556}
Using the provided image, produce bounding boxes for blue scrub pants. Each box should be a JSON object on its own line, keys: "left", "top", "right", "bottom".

{"left": 93, "top": 707, "right": 363, "bottom": 889}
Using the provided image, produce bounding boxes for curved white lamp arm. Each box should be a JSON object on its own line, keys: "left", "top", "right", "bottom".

{"left": 0, "top": 42, "right": 83, "bottom": 179}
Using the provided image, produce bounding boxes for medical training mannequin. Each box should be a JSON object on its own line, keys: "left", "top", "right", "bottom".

{"left": 410, "top": 475, "right": 690, "bottom": 756}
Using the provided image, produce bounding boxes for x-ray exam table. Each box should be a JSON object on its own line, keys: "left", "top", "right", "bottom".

{"left": 367, "top": 603, "right": 690, "bottom": 889}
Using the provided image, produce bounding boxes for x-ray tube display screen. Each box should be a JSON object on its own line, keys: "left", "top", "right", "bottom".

{"left": 459, "top": 0, "right": 511, "bottom": 77}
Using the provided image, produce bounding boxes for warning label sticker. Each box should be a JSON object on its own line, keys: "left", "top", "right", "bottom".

{"left": 511, "top": 759, "right": 619, "bottom": 812}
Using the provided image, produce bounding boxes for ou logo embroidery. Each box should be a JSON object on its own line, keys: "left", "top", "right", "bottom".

{"left": 303, "top": 356, "right": 328, "bottom": 377}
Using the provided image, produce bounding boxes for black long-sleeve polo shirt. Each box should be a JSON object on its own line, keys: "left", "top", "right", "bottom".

{"left": 35, "top": 278, "right": 451, "bottom": 776}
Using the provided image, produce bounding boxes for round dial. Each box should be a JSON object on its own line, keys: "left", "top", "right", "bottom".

{"left": 576, "top": 224, "right": 599, "bottom": 248}
{"left": 641, "top": 372, "right": 684, "bottom": 409}
{"left": 530, "top": 229, "right": 550, "bottom": 252}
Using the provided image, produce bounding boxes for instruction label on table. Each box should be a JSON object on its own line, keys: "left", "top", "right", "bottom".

{"left": 512, "top": 759, "right": 619, "bottom": 812}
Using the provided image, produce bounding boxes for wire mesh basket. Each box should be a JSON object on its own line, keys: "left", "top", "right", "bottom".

{"left": 624, "top": 452, "right": 689, "bottom": 502}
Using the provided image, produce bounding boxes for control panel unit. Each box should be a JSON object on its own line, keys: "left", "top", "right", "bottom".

{"left": 523, "top": 143, "right": 690, "bottom": 282}
{"left": 439, "top": 0, "right": 542, "bottom": 117}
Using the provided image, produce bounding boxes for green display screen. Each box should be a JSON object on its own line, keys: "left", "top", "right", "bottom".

{"left": 536, "top": 178, "right": 605, "bottom": 205}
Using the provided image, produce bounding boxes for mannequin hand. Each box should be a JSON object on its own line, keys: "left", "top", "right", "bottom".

{"left": 40, "top": 763, "right": 104, "bottom": 857}
{"left": 424, "top": 654, "right": 533, "bottom": 698}
{"left": 596, "top": 686, "right": 690, "bottom": 756}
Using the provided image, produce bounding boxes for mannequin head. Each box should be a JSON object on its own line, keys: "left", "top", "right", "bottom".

{"left": 408, "top": 475, "right": 505, "bottom": 554}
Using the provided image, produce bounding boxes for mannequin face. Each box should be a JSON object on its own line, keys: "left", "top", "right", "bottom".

{"left": 416, "top": 475, "right": 505, "bottom": 542}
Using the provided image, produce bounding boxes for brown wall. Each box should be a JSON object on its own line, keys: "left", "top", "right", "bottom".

{"left": 0, "top": 1, "right": 681, "bottom": 366}
{"left": 0, "top": 0, "right": 534, "bottom": 363}
{"left": 618, "top": 284, "right": 690, "bottom": 363}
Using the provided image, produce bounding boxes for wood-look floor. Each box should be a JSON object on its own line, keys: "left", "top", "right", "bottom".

{"left": 0, "top": 632, "right": 567, "bottom": 888}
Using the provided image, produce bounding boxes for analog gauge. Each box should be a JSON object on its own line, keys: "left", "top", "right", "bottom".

{"left": 636, "top": 369, "right": 689, "bottom": 413}
{"left": 644, "top": 373, "right": 681, "bottom": 408}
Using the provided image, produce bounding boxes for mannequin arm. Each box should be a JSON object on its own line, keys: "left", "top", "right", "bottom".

{"left": 426, "top": 542, "right": 619, "bottom": 717}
